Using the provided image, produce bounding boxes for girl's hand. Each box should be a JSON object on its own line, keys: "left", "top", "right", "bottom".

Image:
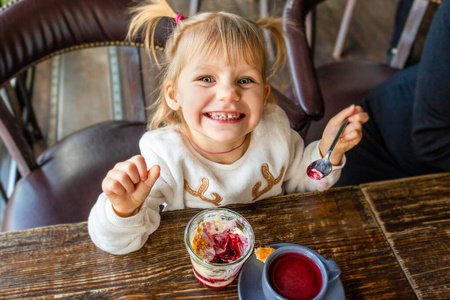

{"left": 319, "top": 104, "right": 369, "bottom": 165}
{"left": 102, "top": 155, "right": 160, "bottom": 217}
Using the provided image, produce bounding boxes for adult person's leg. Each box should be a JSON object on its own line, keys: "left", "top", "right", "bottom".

{"left": 335, "top": 65, "right": 423, "bottom": 186}
{"left": 335, "top": 1, "right": 449, "bottom": 187}
{"left": 412, "top": 0, "right": 450, "bottom": 170}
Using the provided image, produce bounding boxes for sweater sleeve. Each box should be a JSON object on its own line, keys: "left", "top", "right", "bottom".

{"left": 88, "top": 192, "right": 167, "bottom": 255}
{"left": 88, "top": 177, "right": 171, "bottom": 255}
{"left": 88, "top": 194, "right": 159, "bottom": 255}
{"left": 283, "top": 130, "right": 345, "bottom": 193}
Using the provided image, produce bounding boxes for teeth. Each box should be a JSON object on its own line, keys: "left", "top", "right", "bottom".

{"left": 208, "top": 112, "right": 242, "bottom": 120}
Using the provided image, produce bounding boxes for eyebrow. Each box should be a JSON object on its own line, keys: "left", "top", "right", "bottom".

{"left": 193, "top": 64, "right": 261, "bottom": 74}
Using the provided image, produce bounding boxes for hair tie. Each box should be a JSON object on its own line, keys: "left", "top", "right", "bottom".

{"left": 175, "top": 14, "right": 183, "bottom": 24}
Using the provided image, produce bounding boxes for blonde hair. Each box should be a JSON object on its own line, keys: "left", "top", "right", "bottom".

{"left": 127, "top": 0, "right": 288, "bottom": 130}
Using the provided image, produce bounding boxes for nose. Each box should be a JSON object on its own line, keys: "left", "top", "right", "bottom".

{"left": 217, "top": 83, "right": 240, "bottom": 102}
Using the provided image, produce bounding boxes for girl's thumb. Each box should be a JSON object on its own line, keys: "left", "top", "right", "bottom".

{"left": 134, "top": 165, "right": 161, "bottom": 201}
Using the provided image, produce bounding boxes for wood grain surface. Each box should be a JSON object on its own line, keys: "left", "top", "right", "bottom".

{"left": 361, "top": 173, "right": 450, "bottom": 300}
{"left": 0, "top": 186, "right": 415, "bottom": 299}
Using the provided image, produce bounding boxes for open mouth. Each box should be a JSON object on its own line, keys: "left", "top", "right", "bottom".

{"left": 205, "top": 112, "right": 245, "bottom": 121}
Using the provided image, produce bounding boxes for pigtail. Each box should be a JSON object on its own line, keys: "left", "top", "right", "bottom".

{"left": 256, "top": 18, "right": 288, "bottom": 77}
{"left": 127, "top": 0, "right": 177, "bottom": 66}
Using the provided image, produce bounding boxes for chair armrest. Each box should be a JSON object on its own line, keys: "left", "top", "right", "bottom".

{"left": 282, "top": 0, "right": 324, "bottom": 121}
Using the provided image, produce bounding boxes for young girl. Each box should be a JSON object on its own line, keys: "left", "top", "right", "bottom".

{"left": 88, "top": 0, "right": 368, "bottom": 255}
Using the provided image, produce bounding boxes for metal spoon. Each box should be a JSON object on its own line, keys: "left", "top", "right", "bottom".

{"left": 307, "top": 119, "right": 349, "bottom": 180}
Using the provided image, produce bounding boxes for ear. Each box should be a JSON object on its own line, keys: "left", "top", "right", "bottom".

{"left": 263, "top": 84, "right": 271, "bottom": 105}
{"left": 165, "top": 82, "right": 181, "bottom": 111}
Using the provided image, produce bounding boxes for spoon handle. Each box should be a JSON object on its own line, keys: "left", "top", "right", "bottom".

{"left": 326, "top": 119, "right": 349, "bottom": 157}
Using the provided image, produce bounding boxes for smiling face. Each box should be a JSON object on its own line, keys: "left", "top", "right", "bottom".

{"left": 164, "top": 53, "right": 270, "bottom": 153}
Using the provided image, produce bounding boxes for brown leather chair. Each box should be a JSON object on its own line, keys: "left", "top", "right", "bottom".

{"left": 0, "top": 0, "right": 304, "bottom": 231}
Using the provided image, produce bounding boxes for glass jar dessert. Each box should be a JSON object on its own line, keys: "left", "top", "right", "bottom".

{"left": 184, "top": 208, "right": 255, "bottom": 288}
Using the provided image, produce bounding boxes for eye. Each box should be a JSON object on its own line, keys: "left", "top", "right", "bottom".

{"left": 200, "top": 76, "right": 215, "bottom": 83}
{"left": 238, "top": 78, "right": 253, "bottom": 84}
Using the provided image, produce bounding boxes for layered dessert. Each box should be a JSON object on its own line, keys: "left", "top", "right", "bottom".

{"left": 185, "top": 209, "right": 254, "bottom": 289}
{"left": 192, "top": 219, "right": 248, "bottom": 263}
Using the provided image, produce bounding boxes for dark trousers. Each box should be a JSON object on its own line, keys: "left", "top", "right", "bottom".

{"left": 335, "top": 0, "right": 450, "bottom": 187}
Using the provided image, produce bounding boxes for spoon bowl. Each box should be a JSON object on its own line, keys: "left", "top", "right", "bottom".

{"left": 307, "top": 119, "right": 348, "bottom": 180}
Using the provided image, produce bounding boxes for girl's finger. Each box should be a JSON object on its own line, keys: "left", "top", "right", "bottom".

{"left": 107, "top": 169, "right": 136, "bottom": 194}
{"left": 129, "top": 155, "right": 149, "bottom": 181}
{"left": 353, "top": 105, "right": 364, "bottom": 113}
{"left": 333, "top": 105, "right": 355, "bottom": 125}
{"left": 341, "top": 129, "right": 362, "bottom": 142}
{"left": 102, "top": 177, "right": 126, "bottom": 196}
{"left": 344, "top": 121, "right": 362, "bottom": 133}
{"left": 114, "top": 161, "right": 141, "bottom": 185}
{"left": 349, "top": 111, "right": 369, "bottom": 123}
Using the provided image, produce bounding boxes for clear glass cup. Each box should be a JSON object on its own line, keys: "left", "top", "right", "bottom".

{"left": 184, "top": 208, "right": 255, "bottom": 289}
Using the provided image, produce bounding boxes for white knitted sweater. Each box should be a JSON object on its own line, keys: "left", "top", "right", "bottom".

{"left": 88, "top": 106, "right": 344, "bottom": 254}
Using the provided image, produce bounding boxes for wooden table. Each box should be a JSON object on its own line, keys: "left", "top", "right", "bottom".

{"left": 1, "top": 173, "right": 449, "bottom": 299}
